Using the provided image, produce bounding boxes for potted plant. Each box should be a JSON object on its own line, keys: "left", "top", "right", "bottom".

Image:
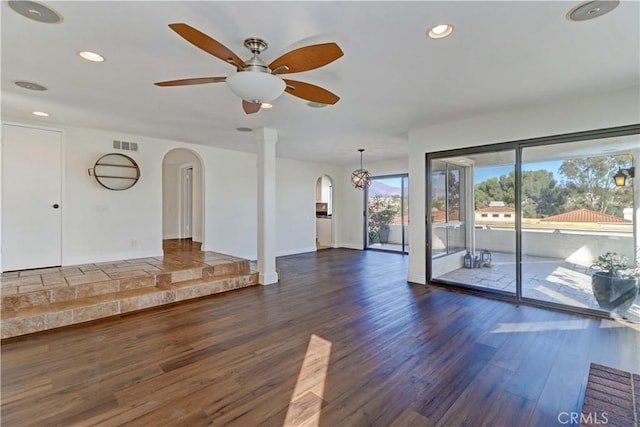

{"left": 590, "top": 252, "right": 639, "bottom": 312}
{"left": 367, "top": 195, "right": 399, "bottom": 244}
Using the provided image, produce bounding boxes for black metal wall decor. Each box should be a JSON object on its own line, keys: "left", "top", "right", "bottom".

{"left": 88, "top": 153, "right": 140, "bottom": 190}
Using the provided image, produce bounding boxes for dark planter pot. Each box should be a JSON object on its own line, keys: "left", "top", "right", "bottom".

{"left": 591, "top": 272, "right": 639, "bottom": 312}
{"left": 379, "top": 226, "right": 390, "bottom": 244}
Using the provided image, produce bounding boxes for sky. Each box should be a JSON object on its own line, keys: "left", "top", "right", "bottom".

{"left": 474, "top": 160, "right": 564, "bottom": 184}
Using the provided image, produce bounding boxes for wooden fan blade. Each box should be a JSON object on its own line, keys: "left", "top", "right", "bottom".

{"left": 242, "top": 100, "right": 261, "bottom": 114}
{"left": 269, "top": 43, "right": 343, "bottom": 74}
{"left": 154, "top": 77, "right": 226, "bottom": 87}
{"left": 169, "top": 23, "right": 247, "bottom": 68}
{"left": 283, "top": 79, "right": 340, "bottom": 105}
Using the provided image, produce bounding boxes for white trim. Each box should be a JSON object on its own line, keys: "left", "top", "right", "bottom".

{"left": 259, "top": 272, "right": 279, "bottom": 285}
{"left": 407, "top": 274, "right": 427, "bottom": 285}
{"left": 163, "top": 233, "right": 181, "bottom": 240}
{"left": 63, "top": 250, "right": 163, "bottom": 266}
{"left": 179, "top": 164, "right": 194, "bottom": 239}
{"left": 277, "top": 246, "right": 317, "bottom": 257}
{"left": 338, "top": 243, "right": 364, "bottom": 250}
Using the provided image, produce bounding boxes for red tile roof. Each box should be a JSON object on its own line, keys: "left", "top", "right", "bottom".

{"left": 540, "top": 209, "right": 631, "bottom": 223}
{"left": 431, "top": 209, "right": 459, "bottom": 222}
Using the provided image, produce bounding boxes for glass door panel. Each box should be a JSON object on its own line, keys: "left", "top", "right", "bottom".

{"left": 429, "top": 150, "right": 516, "bottom": 295}
{"left": 521, "top": 138, "right": 638, "bottom": 316}
{"left": 366, "top": 175, "right": 408, "bottom": 253}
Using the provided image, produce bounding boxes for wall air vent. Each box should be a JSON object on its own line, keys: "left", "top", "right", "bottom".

{"left": 112, "top": 140, "right": 138, "bottom": 152}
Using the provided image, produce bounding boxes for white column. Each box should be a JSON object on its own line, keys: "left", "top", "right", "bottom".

{"left": 407, "top": 131, "right": 426, "bottom": 284}
{"left": 255, "top": 128, "right": 279, "bottom": 285}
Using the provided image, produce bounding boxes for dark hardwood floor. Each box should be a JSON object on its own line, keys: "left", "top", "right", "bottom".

{"left": 1, "top": 249, "right": 638, "bottom": 426}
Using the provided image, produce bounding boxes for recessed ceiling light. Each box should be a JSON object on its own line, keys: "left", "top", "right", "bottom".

{"left": 32, "top": 111, "right": 49, "bottom": 117}
{"left": 427, "top": 24, "right": 454, "bottom": 39}
{"left": 236, "top": 127, "right": 253, "bottom": 132}
{"left": 567, "top": 0, "right": 620, "bottom": 21}
{"left": 307, "top": 102, "right": 328, "bottom": 108}
{"left": 8, "top": 0, "right": 63, "bottom": 24}
{"left": 79, "top": 51, "right": 105, "bottom": 62}
{"left": 260, "top": 103, "right": 273, "bottom": 109}
{"left": 15, "top": 80, "right": 47, "bottom": 91}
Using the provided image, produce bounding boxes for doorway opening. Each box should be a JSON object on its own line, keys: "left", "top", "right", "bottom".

{"left": 315, "top": 175, "right": 334, "bottom": 250}
{"left": 162, "top": 149, "right": 204, "bottom": 253}
{"left": 365, "top": 174, "right": 409, "bottom": 254}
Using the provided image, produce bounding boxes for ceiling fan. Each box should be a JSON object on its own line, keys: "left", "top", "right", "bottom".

{"left": 155, "top": 23, "right": 344, "bottom": 114}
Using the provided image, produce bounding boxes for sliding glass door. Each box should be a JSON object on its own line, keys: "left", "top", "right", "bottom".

{"left": 427, "top": 126, "right": 639, "bottom": 319}
{"left": 366, "top": 175, "right": 409, "bottom": 253}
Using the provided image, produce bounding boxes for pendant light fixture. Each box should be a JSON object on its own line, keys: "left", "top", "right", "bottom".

{"left": 351, "top": 149, "right": 371, "bottom": 190}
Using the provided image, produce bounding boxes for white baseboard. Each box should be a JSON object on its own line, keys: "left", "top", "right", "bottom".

{"left": 259, "top": 271, "right": 279, "bottom": 285}
{"left": 63, "top": 250, "right": 163, "bottom": 266}
{"left": 277, "top": 246, "right": 317, "bottom": 257}
{"left": 162, "top": 233, "right": 180, "bottom": 240}
{"left": 407, "top": 274, "right": 427, "bottom": 285}
{"left": 337, "top": 243, "right": 363, "bottom": 250}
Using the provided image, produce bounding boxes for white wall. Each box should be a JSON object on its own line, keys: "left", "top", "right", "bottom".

{"left": 0, "top": 120, "right": 356, "bottom": 267}
{"left": 0, "top": 121, "right": 260, "bottom": 264}
{"left": 276, "top": 157, "right": 342, "bottom": 256}
{"left": 340, "top": 157, "right": 409, "bottom": 250}
{"left": 474, "top": 229, "right": 635, "bottom": 266}
{"left": 408, "top": 88, "right": 640, "bottom": 284}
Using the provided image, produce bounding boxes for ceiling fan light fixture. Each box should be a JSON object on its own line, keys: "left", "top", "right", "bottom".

{"left": 226, "top": 71, "right": 286, "bottom": 104}
{"left": 428, "top": 24, "right": 454, "bottom": 39}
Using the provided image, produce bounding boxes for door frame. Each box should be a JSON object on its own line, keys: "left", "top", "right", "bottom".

{"left": 364, "top": 173, "right": 409, "bottom": 254}
{"left": 179, "top": 164, "right": 194, "bottom": 239}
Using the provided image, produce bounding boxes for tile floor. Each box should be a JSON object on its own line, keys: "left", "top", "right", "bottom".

{"left": 436, "top": 252, "right": 640, "bottom": 322}
{"left": 0, "top": 240, "right": 247, "bottom": 298}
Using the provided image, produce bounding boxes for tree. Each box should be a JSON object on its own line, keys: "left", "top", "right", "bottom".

{"left": 558, "top": 155, "right": 633, "bottom": 216}
{"left": 368, "top": 195, "right": 399, "bottom": 243}
{"left": 474, "top": 169, "right": 567, "bottom": 218}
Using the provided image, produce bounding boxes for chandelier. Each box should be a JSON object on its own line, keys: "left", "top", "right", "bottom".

{"left": 351, "top": 149, "right": 371, "bottom": 190}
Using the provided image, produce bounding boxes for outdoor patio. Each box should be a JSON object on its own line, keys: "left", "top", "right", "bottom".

{"left": 436, "top": 252, "right": 640, "bottom": 323}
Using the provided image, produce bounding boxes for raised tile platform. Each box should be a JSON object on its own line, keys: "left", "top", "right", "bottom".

{"left": 1, "top": 240, "right": 258, "bottom": 339}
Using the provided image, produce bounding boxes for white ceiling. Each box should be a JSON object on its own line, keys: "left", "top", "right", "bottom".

{"left": 2, "top": 1, "right": 639, "bottom": 165}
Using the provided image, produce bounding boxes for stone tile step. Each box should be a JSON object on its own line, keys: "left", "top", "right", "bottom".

{"left": 1, "top": 260, "right": 251, "bottom": 311}
{"left": 1, "top": 273, "right": 259, "bottom": 339}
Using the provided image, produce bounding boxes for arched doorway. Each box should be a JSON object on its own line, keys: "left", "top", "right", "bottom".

{"left": 315, "top": 175, "right": 334, "bottom": 249}
{"left": 162, "top": 149, "right": 204, "bottom": 251}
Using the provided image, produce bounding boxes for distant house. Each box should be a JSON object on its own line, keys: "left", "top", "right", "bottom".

{"left": 475, "top": 201, "right": 515, "bottom": 223}
{"left": 540, "top": 208, "right": 631, "bottom": 224}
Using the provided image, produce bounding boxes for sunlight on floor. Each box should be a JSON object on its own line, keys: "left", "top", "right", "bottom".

{"left": 491, "top": 319, "right": 590, "bottom": 333}
{"left": 284, "top": 334, "right": 332, "bottom": 427}
{"left": 533, "top": 284, "right": 589, "bottom": 308}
